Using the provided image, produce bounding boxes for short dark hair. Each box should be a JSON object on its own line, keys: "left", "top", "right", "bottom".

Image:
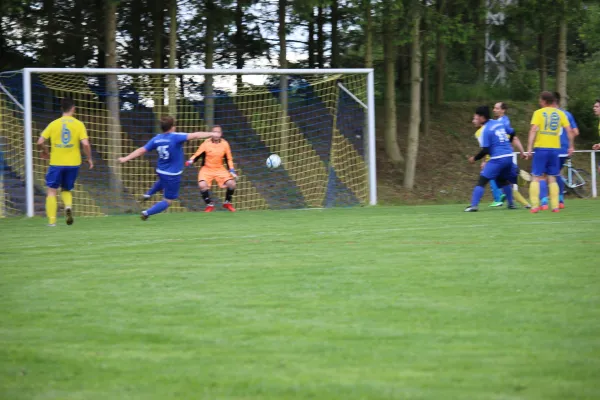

{"left": 61, "top": 98, "right": 75, "bottom": 113}
{"left": 498, "top": 102, "right": 508, "bottom": 110}
{"left": 475, "top": 106, "right": 490, "bottom": 120}
{"left": 553, "top": 91, "right": 561, "bottom": 103}
{"left": 595, "top": 99, "right": 600, "bottom": 105}
{"left": 160, "top": 116, "right": 175, "bottom": 132}
{"left": 540, "top": 91, "right": 555, "bottom": 105}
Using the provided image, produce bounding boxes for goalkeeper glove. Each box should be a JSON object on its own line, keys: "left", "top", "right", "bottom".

{"left": 229, "top": 168, "right": 238, "bottom": 179}
{"left": 185, "top": 159, "right": 194, "bottom": 167}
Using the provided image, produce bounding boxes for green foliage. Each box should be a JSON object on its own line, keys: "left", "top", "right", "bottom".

{"left": 566, "top": 52, "right": 600, "bottom": 139}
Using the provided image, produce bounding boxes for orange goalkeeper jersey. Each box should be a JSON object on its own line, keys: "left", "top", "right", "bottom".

{"left": 191, "top": 138, "right": 234, "bottom": 170}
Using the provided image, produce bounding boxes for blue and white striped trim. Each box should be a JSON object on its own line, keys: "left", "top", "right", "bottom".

{"left": 559, "top": 154, "right": 568, "bottom": 158}
{"left": 156, "top": 168, "right": 183, "bottom": 176}
{"left": 489, "top": 154, "right": 514, "bottom": 160}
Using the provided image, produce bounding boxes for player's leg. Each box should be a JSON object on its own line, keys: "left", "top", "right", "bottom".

{"left": 222, "top": 179, "right": 236, "bottom": 212}
{"left": 198, "top": 168, "right": 215, "bottom": 212}
{"left": 497, "top": 160, "right": 515, "bottom": 208}
{"left": 539, "top": 179, "right": 549, "bottom": 210}
{"left": 557, "top": 157, "right": 567, "bottom": 207}
{"left": 488, "top": 179, "right": 504, "bottom": 207}
{"left": 513, "top": 186, "right": 531, "bottom": 208}
{"left": 466, "top": 160, "right": 498, "bottom": 211}
{"left": 44, "top": 166, "right": 60, "bottom": 226}
{"left": 60, "top": 166, "right": 79, "bottom": 225}
{"left": 547, "top": 150, "right": 561, "bottom": 212}
{"left": 141, "top": 174, "right": 178, "bottom": 219}
{"left": 142, "top": 176, "right": 163, "bottom": 201}
{"left": 529, "top": 149, "right": 546, "bottom": 212}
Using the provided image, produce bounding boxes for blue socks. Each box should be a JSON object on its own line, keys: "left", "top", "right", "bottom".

{"left": 471, "top": 186, "right": 485, "bottom": 207}
{"left": 489, "top": 180, "right": 502, "bottom": 202}
{"left": 502, "top": 185, "right": 514, "bottom": 206}
{"left": 145, "top": 180, "right": 163, "bottom": 197}
{"left": 557, "top": 177, "right": 565, "bottom": 203}
{"left": 540, "top": 180, "right": 549, "bottom": 205}
{"left": 146, "top": 200, "right": 170, "bottom": 216}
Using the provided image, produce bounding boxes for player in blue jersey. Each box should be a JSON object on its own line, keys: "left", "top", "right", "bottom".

{"left": 539, "top": 92, "right": 578, "bottom": 210}
{"left": 465, "top": 106, "right": 517, "bottom": 212}
{"left": 118, "top": 116, "right": 219, "bottom": 220}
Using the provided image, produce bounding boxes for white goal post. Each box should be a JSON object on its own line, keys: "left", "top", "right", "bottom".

{"left": 16, "top": 68, "right": 377, "bottom": 217}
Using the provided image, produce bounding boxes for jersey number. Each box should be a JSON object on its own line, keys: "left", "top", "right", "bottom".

{"left": 542, "top": 112, "right": 560, "bottom": 132}
{"left": 157, "top": 145, "right": 170, "bottom": 160}
{"left": 61, "top": 124, "right": 71, "bottom": 144}
{"left": 495, "top": 129, "right": 508, "bottom": 143}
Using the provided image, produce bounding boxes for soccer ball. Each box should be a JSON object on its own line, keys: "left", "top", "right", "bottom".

{"left": 266, "top": 154, "right": 281, "bottom": 169}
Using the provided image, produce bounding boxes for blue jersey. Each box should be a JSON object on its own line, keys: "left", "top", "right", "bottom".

{"left": 496, "top": 115, "right": 515, "bottom": 135}
{"left": 143, "top": 132, "right": 188, "bottom": 175}
{"left": 559, "top": 109, "right": 577, "bottom": 156}
{"left": 480, "top": 120, "right": 514, "bottom": 159}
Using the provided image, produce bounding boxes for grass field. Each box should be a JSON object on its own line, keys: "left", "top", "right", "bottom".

{"left": 1, "top": 201, "right": 600, "bottom": 400}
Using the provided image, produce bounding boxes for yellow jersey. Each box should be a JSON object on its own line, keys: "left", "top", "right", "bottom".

{"left": 474, "top": 127, "right": 490, "bottom": 161}
{"left": 530, "top": 107, "right": 570, "bottom": 149}
{"left": 41, "top": 117, "right": 88, "bottom": 166}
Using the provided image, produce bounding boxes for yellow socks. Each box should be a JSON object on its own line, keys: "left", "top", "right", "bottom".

{"left": 46, "top": 195, "right": 57, "bottom": 225}
{"left": 61, "top": 190, "right": 73, "bottom": 209}
{"left": 513, "top": 189, "right": 530, "bottom": 207}
{"left": 529, "top": 181, "right": 540, "bottom": 208}
{"left": 549, "top": 182, "right": 559, "bottom": 210}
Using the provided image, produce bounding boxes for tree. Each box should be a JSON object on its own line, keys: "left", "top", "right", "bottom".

{"left": 330, "top": 0, "right": 340, "bottom": 67}
{"left": 317, "top": 4, "right": 326, "bottom": 68}
{"left": 381, "top": 0, "right": 404, "bottom": 165}
{"left": 434, "top": 0, "right": 447, "bottom": 105}
{"left": 168, "top": 0, "right": 177, "bottom": 116}
{"left": 364, "top": 0, "right": 373, "bottom": 68}
{"left": 279, "top": 0, "right": 289, "bottom": 157}
{"left": 404, "top": 4, "right": 421, "bottom": 189}
{"left": 556, "top": 14, "right": 567, "bottom": 107}
{"left": 204, "top": 0, "right": 216, "bottom": 129}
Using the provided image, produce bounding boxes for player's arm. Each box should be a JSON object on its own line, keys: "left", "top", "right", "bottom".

{"left": 37, "top": 125, "right": 52, "bottom": 160}
{"left": 79, "top": 124, "right": 93, "bottom": 169}
{"left": 560, "top": 111, "right": 574, "bottom": 155}
{"left": 224, "top": 142, "right": 237, "bottom": 177}
{"left": 187, "top": 129, "right": 221, "bottom": 141}
{"left": 511, "top": 136, "right": 526, "bottom": 158}
{"left": 118, "top": 147, "right": 147, "bottom": 163}
{"left": 81, "top": 139, "right": 94, "bottom": 169}
{"left": 186, "top": 142, "right": 206, "bottom": 166}
{"left": 527, "top": 110, "right": 542, "bottom": 157}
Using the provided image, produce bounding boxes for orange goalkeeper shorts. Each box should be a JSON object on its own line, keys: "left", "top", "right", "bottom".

{"left": 198, "top": 167, "right": 234, "bottom": 188}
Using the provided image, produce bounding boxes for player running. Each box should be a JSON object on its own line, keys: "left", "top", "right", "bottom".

{"left": 526, "top": 92, "right": 574, "bottom": 214}
{"left": 465, "top": 106, "right": 517, "bottom": 212}
{"left": 539, "top": 92, "right": 578, "bottom": 210}
{"left": 37, "top": 98, "right": 93, "bottom": 226}
{"left": 118, "top": 116, "right": 218, "bottom": 220}
{"left": 186, "top": 125, "right": 238, "bottom": 212}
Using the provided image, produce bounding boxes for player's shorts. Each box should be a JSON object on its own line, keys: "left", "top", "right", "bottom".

{"left": 198, "top": 167, "right": 234, "bottom": 188}
{"left": 158, "top": 173, "right": 181, "bottom": 200}
{"left": 532, "top": 148, "right": 561, "bottom": 176}
{"left": 481, "top": 156, "right": 514, "bottom": 182}
{"left": 45, "top": 166, "right": 79, "bottom": 191}
{"left": 559, "top": 155, "right": 568, "bottom": 170}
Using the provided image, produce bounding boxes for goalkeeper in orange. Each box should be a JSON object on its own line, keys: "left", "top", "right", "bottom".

{"left": 185, "top": 125, "right": 237, "bottom": 212}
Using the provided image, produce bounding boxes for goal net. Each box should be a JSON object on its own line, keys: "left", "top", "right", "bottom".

{"left": 0, "top": 69, "right": 374, "bottom": 217}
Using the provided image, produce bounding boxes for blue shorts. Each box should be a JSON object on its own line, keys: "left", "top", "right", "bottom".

{"left": 532, "top": 148, "right": 561, "bottom": 176}
{"left": 559, "top": 156, "right": 567, "bottom": 170}
{"left": 45, "top": 166, "right": 80, "bottom": 191}
{"left": 158, "top": 173, "right": 181, "bottom": 200}
{"left": 481, "top": 157, "right": 514, "bottom": 182}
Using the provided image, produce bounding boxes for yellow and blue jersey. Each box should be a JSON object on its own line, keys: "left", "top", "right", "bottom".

{"left": 474, "top": 127, "right": 490, "bottom": 162}
{"left": 41, "top": 117, "right": 88, "bottom": 166}
{"left": 530, "top": 107, "right": 570, "bottom": 149}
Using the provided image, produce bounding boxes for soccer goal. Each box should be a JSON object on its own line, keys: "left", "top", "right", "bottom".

{"left": 0, "top": 68, "right": 376, "bottom": 217}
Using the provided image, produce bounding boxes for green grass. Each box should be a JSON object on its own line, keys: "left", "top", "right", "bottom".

{"left": 1, "top": 202, "right": 600, "bottom": 400}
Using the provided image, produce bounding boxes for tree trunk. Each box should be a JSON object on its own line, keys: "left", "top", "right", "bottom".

{"left": 168, "top": 0, "right": 177, "bottom": 117}
{"left": 41, "top": 0, "right": 55, "bottom": 66}
{"left": 434, "top": 0, "right": 447, "bottom": 105}
{"left": 382, "top": 0, "right": 403, "bottom": 165}
{"left": 421, "top": 3, "right": 430, "bottom": 136}
{"left": 153, "top": 0, "right": 164, "bottom": 121}
{"left": 105, "top": 0, "right": 123, "bottom": 199}
{"left": 235, "top": 0, "right": 244, "bottom": 91}
{"left": 317, "top": 5, "right": 325, "bottom": 68}
{"left": 330, "top": 0, "right": 340, "bottom": 68}
{"left": 73, "top": 0, "right": 86, "bottom": 67}
{"left": 279, "top": 0, "right": 289, "bottom": 158}
{"left": 204, "top": 0, "right": 215, "bottom": 129}
{"left": 556, "top": 17, "right": 567, "bottom": 107}
{"left": 364, "top": 0, "right": 373, "bottom": 68}
{"left": 474, "top": 0, "right": 485, "bottom": 82}
{"left": 538, "top": 33, "right": 547, "bottom": 91}
{"left": 130, "top": 0, "right": 142, "bottom": 68}
{"left": 308, "top": 8, "right": 315, "bottom": 68}
{"left": 405, "top": 12, "right": 421, "bottom": 189}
